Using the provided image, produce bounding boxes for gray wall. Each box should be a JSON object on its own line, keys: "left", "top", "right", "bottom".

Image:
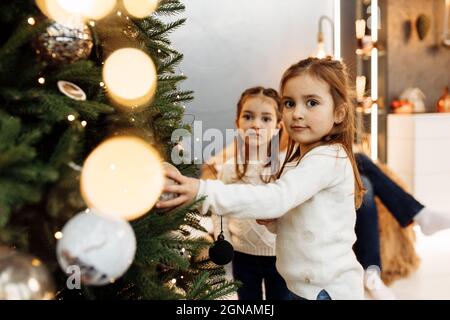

{"left": 169, "top": 0, "right": 335, "bottom": 133}
{"left": 387, "top": 0, "right": 450, "bottom": 111}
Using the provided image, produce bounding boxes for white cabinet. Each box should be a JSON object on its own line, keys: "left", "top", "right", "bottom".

{"left": 387, "top": 113, "right": 450, "bottom": 211}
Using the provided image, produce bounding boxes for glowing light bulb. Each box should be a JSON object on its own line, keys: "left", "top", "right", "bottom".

{"left": 123, "top": 0, "right": 159, "bottom": 19}
{"left": 36, "top": 0, "right": 116, "bottom": 26}
{"left": 355, "top": 19, "right": 366, "bottom": 39}
{"left": 103, "top": 48, "right": 157, "bottom": 110}
{"left": 80, "top": 136, "right": 165, "bottom": 220}
{"left": 315, "top": 41, "right": 327, "bottom": 59}
{"left": 56, "top": 0, "right": 116, "bottom": 20}
{"left": 356, "top": 76, "right": 366, "bottom": 103}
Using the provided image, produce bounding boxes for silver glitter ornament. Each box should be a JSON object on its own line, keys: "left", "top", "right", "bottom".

{"left": 33, "top": 22, "right": 93, "bottom": 66}
{"left": 0, "top": 246, "right": 55, "bottom": 300}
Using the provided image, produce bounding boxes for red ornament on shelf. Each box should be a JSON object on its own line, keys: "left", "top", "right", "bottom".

{"left": 437, "top": 87, "right": 450, "bottom": 113}
{"left": 391, "top": 99, "right": 413, "bottom": 114}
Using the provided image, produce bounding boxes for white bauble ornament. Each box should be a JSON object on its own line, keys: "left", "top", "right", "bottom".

{"left": 56, "top": 209, "right": 136, "bottom": 286}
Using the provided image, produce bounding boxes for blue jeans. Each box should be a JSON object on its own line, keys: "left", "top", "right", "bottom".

{"left": 232, "top": 251, "right": 290, "bottom": 300}
{"left": 288, "top": 289, "right": 332, "bottom": 300}
{"left": 353, "top": 153, "right": 425, "bottom": 269}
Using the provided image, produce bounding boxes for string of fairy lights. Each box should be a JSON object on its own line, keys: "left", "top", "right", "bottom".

{"left": 3, "top": 0, "right": 190, "bottom": 295}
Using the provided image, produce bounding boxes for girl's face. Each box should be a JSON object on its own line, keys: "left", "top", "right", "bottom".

{"left": 236, "top": 95, "right": 280, "bottom": 148}
{"left": 282, "top": 73, "right": 341, "bottom": 149}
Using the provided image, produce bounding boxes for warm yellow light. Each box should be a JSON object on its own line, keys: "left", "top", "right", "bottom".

{"left": 370, "top": 0, "right": 379, "bottom": 161}
{"left": 123, "top": 0, "right": 159, "bottom": 19}
{"left": 36, "top": 0, "right": 82, "bottom": 26}
{"left": 103, "top": 48, "right": 157, "bottom": 110}
{"left": 315, "top": 41, "right": 327, "bottom": 59}
{"left": 356, "top": 76, "right": 366, "bottom": 102}
{"left": 56, "top": 0, "right": 86, "bottom": 15}
{"left": 36, "top": 0, "right": 116, "bottom": 25}
{"left": 31, "top": 259, "right": 42, "bottom": 267}
{"left": 38, "top": 77, "right": 45, "bottom": 84}
{"left": 35, "top": 0, "right": 51, "bottom": 18}
{"left": 355, "top": 19, "right": 366, "bottom": 39}
{"left": 371, "top": 0, "right": 378, "bottom": 43}
{"left": 76, "top": 0, "right": 117, "bottom": 20}
{"left": 54, "top": 231, "right": 63, "bottom": 239}
{"left": 80, "top": 136, "right": 165, "bottom": 221}
{"left": 28, "top": 278, "right": 41, "bottom": 292}
{"left": 28, "top": 17, "right": 36, "bottom": 25}
{"left": 333, "top": 0, "right": 341, "bottom": 60}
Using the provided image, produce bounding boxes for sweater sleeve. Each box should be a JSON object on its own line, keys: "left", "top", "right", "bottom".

{"left": 196, "top": 145, "right": 348, "bottom": 220}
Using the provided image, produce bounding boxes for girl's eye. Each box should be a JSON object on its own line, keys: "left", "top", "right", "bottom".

{"left": 306, "top": 100, "right": 319, "bottom": 108}
{"left": 284, "top": 100, "right": 295, "bottom": 109}
{"left": 262, "top": 117, "right": 272, "bottom": 122}
{"left": 242, "top": 114, "right": 252, "bottom": 120}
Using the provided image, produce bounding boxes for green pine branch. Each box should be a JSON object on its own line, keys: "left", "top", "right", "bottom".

{"left": 0, "top": 0, "right": 238, "bottom": 301}
{"left": 156, "top": 0, "right": 186, "bottom": 16}
{"left": 157, "top": 52, "right": 184, "bottom": 73}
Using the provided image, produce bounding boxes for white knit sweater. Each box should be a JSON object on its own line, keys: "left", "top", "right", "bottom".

{"left": 197, "top": 144, "right": 364, "bottom": 300}
{"left": 211, "top": 157, "right": 277, "bottom": 257}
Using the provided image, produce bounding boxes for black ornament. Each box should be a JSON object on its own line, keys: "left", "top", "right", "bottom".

{"left": 208, "top": 233, "right": 234, "bottom": 265}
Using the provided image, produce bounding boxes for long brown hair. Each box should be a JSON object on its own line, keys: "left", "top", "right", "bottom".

{"left": 233, "top": 86, "right": 283, "bottom": 183}
{"left": 278, "top": 57, "right": 365, "bottom": 208}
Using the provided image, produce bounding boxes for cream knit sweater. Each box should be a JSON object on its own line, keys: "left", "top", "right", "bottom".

{"left": 211, "top": 157, "right": 277, "bottom": 257}
{"left": 198, "top": 144, "right": 364, "bottom": 300}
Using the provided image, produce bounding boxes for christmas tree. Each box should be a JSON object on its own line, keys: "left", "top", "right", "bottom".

{"left": 0, "top": 0, "right": 237, "bottom": 300}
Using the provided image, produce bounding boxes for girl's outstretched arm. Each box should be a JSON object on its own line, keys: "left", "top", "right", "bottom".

{"left": 156, "top": 146, "right": 349, "bottom": 220}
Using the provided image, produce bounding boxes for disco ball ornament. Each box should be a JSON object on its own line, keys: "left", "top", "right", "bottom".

{"left": 33, "top": 21, "right": 93, "bottom": 66}
{"left": 208, "top": 233, "right": 234, "bottom": 266}
{"left": 56, "top": 209, "right": 136, "bottom": 286}
{"left": 0, "top": 246, "right": 55, "bottom": 300}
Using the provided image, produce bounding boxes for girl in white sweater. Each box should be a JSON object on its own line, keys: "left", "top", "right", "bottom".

{"left": 157, "top": 57, "right": 366, "bottom": 300}
{"left": 201, "top": 87, "right": 290, "bottom": 300}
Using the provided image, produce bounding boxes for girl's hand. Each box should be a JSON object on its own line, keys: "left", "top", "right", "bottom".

{"left": 156, "top": 170, "right": 200, "bottom": 209}
{"left": 256, "top": 219, "right": 276, "bottom": 225}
